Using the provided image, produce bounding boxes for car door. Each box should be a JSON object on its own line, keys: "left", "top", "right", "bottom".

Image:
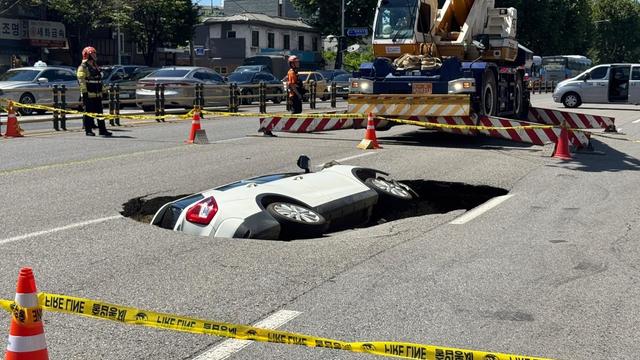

{"left": 61, "top": 69, "right": 81, "bottom": 105}
{"left": 37, "top": 69, "right": 68, "bottom": 104}
{"left": 608, "top": 65, "right": 631, "bottom": 103}
{"left": 581, "top": 65, "right": 609, "bottom": 103}
{"left": 629, "top": 66, "right": 640, "bottom": 105}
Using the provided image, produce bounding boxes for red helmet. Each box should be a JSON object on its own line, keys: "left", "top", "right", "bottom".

{"left": 82, "top": 46, "right": 97, "bottom": 60}
{"left": 288, "top": 55, "right": 299, "bottom": 64}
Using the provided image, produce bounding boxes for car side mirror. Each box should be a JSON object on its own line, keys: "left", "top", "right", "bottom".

{"left": 297, "top": 155, "right": 311, "bottom": 173}
{"left": 37, "top": 77, "right": 48, "bottom": 83}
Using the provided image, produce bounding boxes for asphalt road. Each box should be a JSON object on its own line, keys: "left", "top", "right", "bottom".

{"left": 0, "top": 93, "right": 639, "bottom": 359}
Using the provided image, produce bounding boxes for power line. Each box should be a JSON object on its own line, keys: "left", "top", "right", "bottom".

{"left": 0, "top": 0, "right": 24, "bottom": 16}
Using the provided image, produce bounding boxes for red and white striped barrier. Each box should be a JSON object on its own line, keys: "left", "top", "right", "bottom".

{"left": 527, "top": 107, "right": 615, "bottom": 130}
{"left": 259, "top": 116, "right": 376, "bottom": 133}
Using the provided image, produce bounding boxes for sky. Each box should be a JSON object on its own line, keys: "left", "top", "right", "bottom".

{"left": 197, "top": 0, "right": 222, "bottom": 6}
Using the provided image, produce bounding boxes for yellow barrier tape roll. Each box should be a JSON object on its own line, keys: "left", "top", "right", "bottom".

{"left": 0, "top": 293, "right": 555, "bottom": 360}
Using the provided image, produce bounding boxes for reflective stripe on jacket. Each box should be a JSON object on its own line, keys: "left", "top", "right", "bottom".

{"left": 77, "top": 61, "right": 102, "bottom": 96}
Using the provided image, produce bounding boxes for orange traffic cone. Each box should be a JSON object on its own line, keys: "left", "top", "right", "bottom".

{"left": 357, "top": 113, "right": 382, "bottom": 150}
{"left": 4, "top": 268, "right": 49, "bottom": 360}
{"left": 4, "top": 101, "right": 23, "bottom": 138}
{"left": 552, "top": 126, "right": 572, "bottom": 160}
{"left": 186, "top": 110, "right": 202, "bottom": 144}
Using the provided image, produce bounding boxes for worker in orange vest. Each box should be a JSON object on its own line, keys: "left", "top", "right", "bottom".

{"left": 287, "top": 55, "right": 303, "bottom": 114}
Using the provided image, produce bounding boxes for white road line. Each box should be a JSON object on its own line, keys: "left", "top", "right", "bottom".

{"left": 317, "top": 152, "right": 378, "bottom": 168}
{"left": 632, "top": 118, "right": 640, "bottom": 124}
{"left": 449, "top": 194, "right": 514, "bottom": 225}
{"left": 192, "top": 310, "right": 302, "bottom": 360}
{"left": 0, "top": 215, "right": 123, "bottom": 246}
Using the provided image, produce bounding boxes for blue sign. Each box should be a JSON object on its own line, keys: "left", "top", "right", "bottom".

{"left": 346, "top": 28, "right": 369, "bottom": 37}
{"left": 195, "top": 47, "right": 206, "bottom": 56}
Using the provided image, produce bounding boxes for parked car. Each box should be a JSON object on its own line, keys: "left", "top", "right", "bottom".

{"left": 111, "top": 67, "right": 158, "bottom": 104}
{"left": 151, "top": 156, "right": 415, "bottom": 240}
{"left": 319, "top": 69, "right": 349, "bottom": 82}
{"left": 327, "top": 73, "right": 351, "bottom": 99}
{"left": 135, "top": 66, "right": 227, "bottom": 111}
{"left": 101, "top": 65, "right": 148, "bottom": 83}
{"left": 233, "top": 65, "right": 269, "bottom": 73}
{"left": 281, "top": 71, "right": 329, "bottom": 101}
{"left": 553, "top": 63, "right": 640, "bottom": 108}
{"left": 0, "top": 66, "right": 80, "bottom": 116}
{"left": 227, "top": 71, "right": 284, "bottom": 105}
{"left": 241, "top": 55, "right": 289, "bottom": 79}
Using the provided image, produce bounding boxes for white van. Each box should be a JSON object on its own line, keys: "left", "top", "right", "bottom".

{"left": 552, "top": 63, "right": 640, "bottom": 108}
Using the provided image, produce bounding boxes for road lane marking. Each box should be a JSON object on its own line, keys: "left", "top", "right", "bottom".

{"left": 192, "top": 310, "right": 302, "bottom": 360}
{"left": 317, "top": 152, "right": 378, "bottom": 168}
{"left": 632, "top": 119, "right": 640, "bottom": 124}
{"left": 0, "top": 215, "right": 123, "bottom": 246}
{"left": 449, "top": 194, "right": 514, "bottom": 225}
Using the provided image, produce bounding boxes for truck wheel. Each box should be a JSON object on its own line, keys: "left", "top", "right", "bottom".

{"left": 481, "top": 69, "right": 498, "bottom": 116}
{"left": 562, "top": 92, "right": 581, "bottom": 108}
{"left": 514, "top": 73, "right": 529, "bottom": 119}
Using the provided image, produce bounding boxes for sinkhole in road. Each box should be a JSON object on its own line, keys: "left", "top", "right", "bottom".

{"left": 121, "top": 181, "right": 508, "bottom": 238}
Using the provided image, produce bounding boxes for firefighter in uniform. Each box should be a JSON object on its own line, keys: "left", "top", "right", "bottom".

{"left": 77, "top": 46, "right": 112, "bottom": 137}
{"left": 287, "top": 55, "right": 303, "bottom": 114}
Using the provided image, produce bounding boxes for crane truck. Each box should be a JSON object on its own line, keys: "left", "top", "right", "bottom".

{"left": 349, "top": 0, "right": 530, "bottom": 119}
{"left": 259, "top": 0, "right": 615, "bottom": 149}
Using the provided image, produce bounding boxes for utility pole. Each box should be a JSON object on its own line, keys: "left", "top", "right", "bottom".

{"left": 335, "top": 0, "right": 345, "bottom": 70}
{"left": 116, "top": 24, "right": 121, "bottom": 65}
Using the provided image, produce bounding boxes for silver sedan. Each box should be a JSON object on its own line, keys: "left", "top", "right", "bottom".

{"left": 0, "top": 66, "right": 81, "bottom": 115}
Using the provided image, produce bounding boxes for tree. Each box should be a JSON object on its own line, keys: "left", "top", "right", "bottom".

{"left": 590, "top": 0, "right": 640, "bottom": 63}
{"left": 290, "top": 0, "right": 377, "bottom": 37}
{"left": 343, "top": 46, "right": 375, "bottom": 71}
{"left": 126, "top": 0, "right": 200, "bottom": 66}
{"left": 46, "top": 0, "right": 120, "bottom": 64}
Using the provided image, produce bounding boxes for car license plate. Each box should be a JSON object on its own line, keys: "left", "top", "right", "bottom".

{"left": 412, "top": 83, "right": 432, "bottom": 94}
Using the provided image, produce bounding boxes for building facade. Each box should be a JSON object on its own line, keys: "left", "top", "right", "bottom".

{"left": 200, "top": 13, "right": 321, "bottom": 74}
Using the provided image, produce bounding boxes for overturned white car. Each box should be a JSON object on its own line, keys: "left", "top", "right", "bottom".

{"left": 151, "top": 156, "right": 415, "bottom": 239}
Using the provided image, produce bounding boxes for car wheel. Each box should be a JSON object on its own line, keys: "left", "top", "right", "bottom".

{"left": 242, "top": 90, "right": 253, "bottom": 105}
{"left": 481, "top": 69, "right": 498, "bottom": 116}
{"left": 142, "top": 105, "right": 154, "bottom": 112}
{"left": 266, "top": 202, "right": 327, "bottom": 239}
{"left": 365, "top": 178, "right": 414, "bottom": 201}
{"left": 272, "top": 90, "right": 282, "bottom": 104}
{"left": 18, "top": 93, "right": 36, "bottom": 116}
{"left": 562, "top": 92, "right": 581, "bottom": 108}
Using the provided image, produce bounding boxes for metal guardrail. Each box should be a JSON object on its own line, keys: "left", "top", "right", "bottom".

{"left": 529, "top": 80, "right": 559, "bottom": 94}
{"left": 0, "top": 81, "right": 350, "bottom": 128}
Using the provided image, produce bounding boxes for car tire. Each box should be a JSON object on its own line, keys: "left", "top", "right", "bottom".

{"left": 562, "top": 92, "right": 581, "bottom": 108}
{"left": 141, "top": 105, "right": 154, "bottom": 112}
{"left": 266, "top": 202, "right": 327, "bottom": 239}
{"left": 365, "top": 178, "right": 414, "bottom": 202}
{"left": 242, "top": 90, "right": 253, "bottom": 105}
{"left": 481, "top": 69, "right": 498, "bottom": 116}
{"left": 272, "top": 90, "right": 282, "bottom": 104}
{"left": 18, "top": 93, "right": 37, "bottom": 116}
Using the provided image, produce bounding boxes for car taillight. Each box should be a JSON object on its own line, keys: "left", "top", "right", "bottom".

{"left": 186, "top": 196, "right": 218, "bottom": 225}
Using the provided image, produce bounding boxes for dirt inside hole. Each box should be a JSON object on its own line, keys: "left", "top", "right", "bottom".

{"left": 122, "top": 181, "right": 508, "bottom": 232}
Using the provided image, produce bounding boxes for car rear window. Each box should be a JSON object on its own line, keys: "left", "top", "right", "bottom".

{"left": 150, "top": 69, "right": 189, "bottom": 78}
{"left": 215, "top": 173, "right": 299, "bottom": 191}
{"left": 333, "top": 74, "right": 351, "bottom": 81}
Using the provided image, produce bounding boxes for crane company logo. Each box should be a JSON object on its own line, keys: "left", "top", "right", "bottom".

{"left": 135, "top": 312, "right": 148, "bottom": 321}
{"left": 361, "top": 343, "right": 376, "bottom": 352}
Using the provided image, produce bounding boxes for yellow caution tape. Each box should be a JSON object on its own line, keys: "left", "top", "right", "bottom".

{"left": 0, "top": 293, "right": 553, "bottom": 360}
{"left": 380, "top": 116, "right": 559, "bottom": 131}
{"left": 0, "top": 98, "right": 365, "bottom": 121}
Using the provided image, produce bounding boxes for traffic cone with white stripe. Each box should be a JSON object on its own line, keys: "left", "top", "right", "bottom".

{"left": 5, "top": 267, "right": 48, "bottom": 360}
{"left": 357, "top": 112, "right": 382, "bottom": 150}
{"left": 4, "top": 101, "right": 23, "bottom": 138}
{"left": 186, "top": 109, "right": 202, "bottom": 144}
